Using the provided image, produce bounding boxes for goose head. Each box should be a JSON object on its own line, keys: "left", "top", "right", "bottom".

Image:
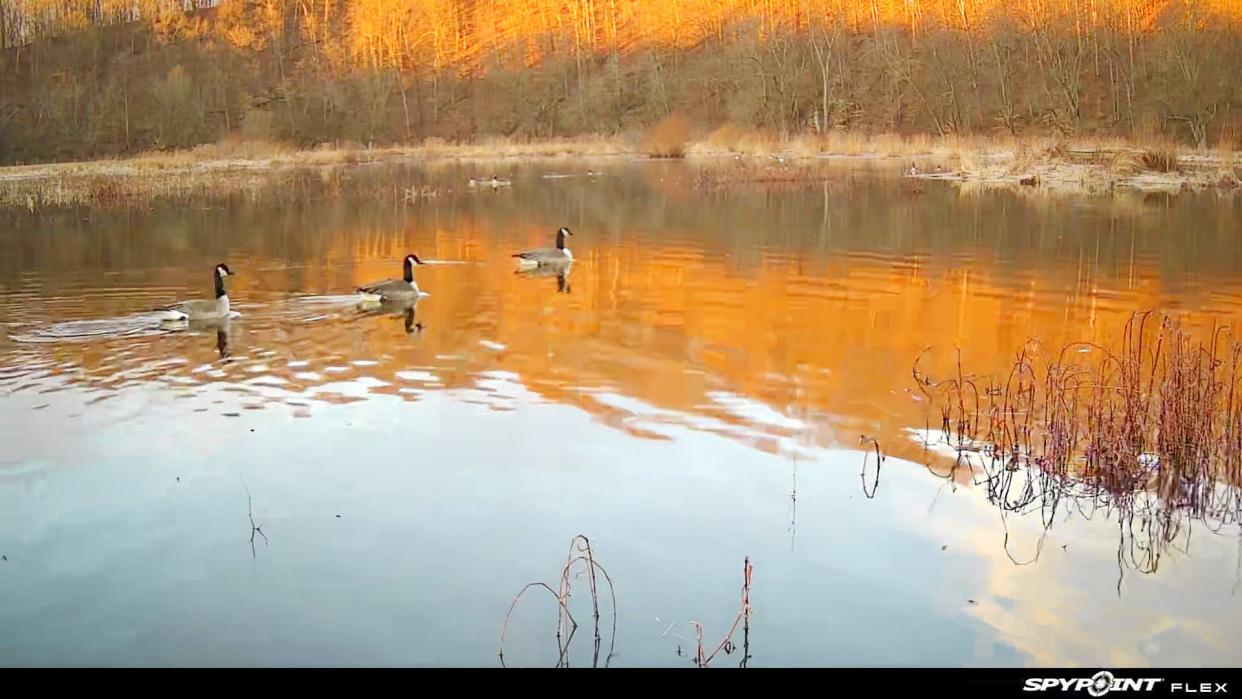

{"left": 214, "top": 263, "right": 233, "bottom": 298}
{"left": 402, "top": 254, "right": 424, "bottom": 282}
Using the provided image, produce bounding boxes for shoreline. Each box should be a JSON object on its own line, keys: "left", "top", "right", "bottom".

{"left": 0, "top": 135, "right": 1238, "bottom": 208}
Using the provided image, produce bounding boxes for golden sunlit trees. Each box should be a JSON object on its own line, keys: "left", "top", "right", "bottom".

{"left": 0, "top": 0, "right": 1240, "bottom": 162}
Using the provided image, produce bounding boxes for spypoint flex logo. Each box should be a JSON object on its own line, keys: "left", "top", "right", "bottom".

{"left": 1025, "top": 671, "right": 1164, "bottom": 696}
{"left": 1025, "top": 671, "right": 1230, "bottom": 696}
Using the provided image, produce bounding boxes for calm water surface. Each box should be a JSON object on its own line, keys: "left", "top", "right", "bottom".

{"left": 1, "top": 161, "right": 1241, "bottom": 666}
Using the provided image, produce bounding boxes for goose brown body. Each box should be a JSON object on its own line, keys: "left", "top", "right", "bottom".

{"left": 357, "top": 254, "right": 425, "bottom": 301}
{"left": 157, "top": 263, "right": 236, "bottom": 322}
{"left": 513, "top": 227, "right": 573, "bottom": 267}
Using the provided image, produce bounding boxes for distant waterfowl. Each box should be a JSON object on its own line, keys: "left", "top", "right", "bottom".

{"left": 909, "top": 163, "right": 918, "bottom": 176}
{"left": 513, "top": 227, "right": 573, "bottom": 268}
{"left": 357, "top": 254, "right": 426, "bottom": 303}
{"left": 156, "top": 263, "right": 237, "bottom": 322}
{"left": 469, "top": 174, "right": 512, "bottom": 189}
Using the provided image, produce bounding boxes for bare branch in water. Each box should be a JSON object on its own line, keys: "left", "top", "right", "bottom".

{"left": 241, "top": 478, "right": 268, "bottom": 558}
{"left": 860, "top": 435, "right": 885, "bottom": 499}
{"left": 788, "top": 456, "right": 798, "bottom": 552}
{"left": 498, "top": 535, "right": 617, "bottom": 668}
{"left": 691, "top": 557, "right": 754, "bottom": 668}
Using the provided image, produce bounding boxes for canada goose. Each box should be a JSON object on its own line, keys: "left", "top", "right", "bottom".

{"left": 156, "top": 263, "right": 237, "bottom": 322}
{"left": 357, "top": 254, "right": 426, "bottom": 303}
{"left": 513, "top": 227, "right": 573, "bottom": 268}
{"left": 909, "top": 163, "right": 918, "bottom": 176}
{"left": 469, "top": 174, "right": 511, "bottom": 189}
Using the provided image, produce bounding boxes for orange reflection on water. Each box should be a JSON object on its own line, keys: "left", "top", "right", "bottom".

{"left": 3, "top": 173, "right": 1242, "bottom": 479}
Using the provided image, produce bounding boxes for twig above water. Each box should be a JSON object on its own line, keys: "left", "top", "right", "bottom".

{"left": 498, "top": 534, "right": 617, "bottom": 668}
{"left": 860, "top": 435, "right": 885, "bottom": 499}
{"left": 242, "top": 478, "right": 268, "bottom": 558}
{"left": 690, "top": 556, "right": 754, "bottom": 668}
{"left": 788, "top": 457, "right": 798, "bottom": 552}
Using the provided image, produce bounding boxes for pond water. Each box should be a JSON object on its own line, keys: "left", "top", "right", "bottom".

{"left": 1, "top": 160, "right": 1240, "bottom": 667}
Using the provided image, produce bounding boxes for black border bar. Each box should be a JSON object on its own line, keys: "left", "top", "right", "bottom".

{"left": 3, "top": 667, "right": 1240, "bottom": 694}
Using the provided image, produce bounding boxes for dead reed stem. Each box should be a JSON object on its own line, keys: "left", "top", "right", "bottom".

{"left": 914, "top": 312, "right": 1242, "bottom": 578}
{"left": 691, "top": 556, "right": 754, "bottom": 668}
{"left": 860, "top": 435, "right": 885, "bottom": 499}
{"left": 498, "top": 534, "right": 617, "bottom": 668}
{"left": 241, "top": 478, "right": 268, "bottom": 558}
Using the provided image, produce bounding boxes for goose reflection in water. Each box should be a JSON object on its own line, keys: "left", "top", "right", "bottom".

{"left": 162, "top": 315, "right": 234, "bottom": 359}
{"left": 356, "top": 297, "right": 424, "bottom": 334}
{"left": 516, "top": 262, "right": 572, "bottom": 294}
{"left": 216, "top": 327, "right": 230, "bottom": 358}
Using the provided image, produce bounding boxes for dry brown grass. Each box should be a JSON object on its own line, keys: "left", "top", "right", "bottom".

{"left": 691, "top": 161, "right": 840, "bottom": 190}
{"left": 914, "top": 311, "right": 1242, "bottom": 579}
{"left": 687, "top": 123, "right": 780, "bottom": 157}
{"left": 129, "top": 138, "right": 293, "bottom": 167}
{"left": 0, "top": 131, "right": 1236, "bottom": 210}
{"left": 0, "top": 135, "right": 629, "bottom": 209}
{"left": 639, "top": 113, "right": 692, "bottom": 158}
{"left": 1140, "top": 147, "right": 1182, "bottom": 173}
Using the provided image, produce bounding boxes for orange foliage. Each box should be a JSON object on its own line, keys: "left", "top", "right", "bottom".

{"left": 5, "top": 0, "right": 1241, "bottom": 75}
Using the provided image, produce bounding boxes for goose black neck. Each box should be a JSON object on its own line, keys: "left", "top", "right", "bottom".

{"left": 214, "top": 273, "right": 227, "bottom": 298}
{"left": 403, "top": 259, "right": 414, "bottom": 283}
{"left": 556, "top": 231, "right": 566, "bottom": 250}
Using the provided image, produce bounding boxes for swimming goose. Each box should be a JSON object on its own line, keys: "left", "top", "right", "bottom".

{"left": 357, "top": 254, "right": 425, "bottom": 303}
{"left": 489, "top": 174, "right": 512, "bottom": 189}
{"left": 513, "top": 227, "right": 573, "bottom": 268}
{"left": 469, "top": 174, "right": 512, "bottom": 190}
{"left": 156, "top": 263, "right": 237, "bottom": 322}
